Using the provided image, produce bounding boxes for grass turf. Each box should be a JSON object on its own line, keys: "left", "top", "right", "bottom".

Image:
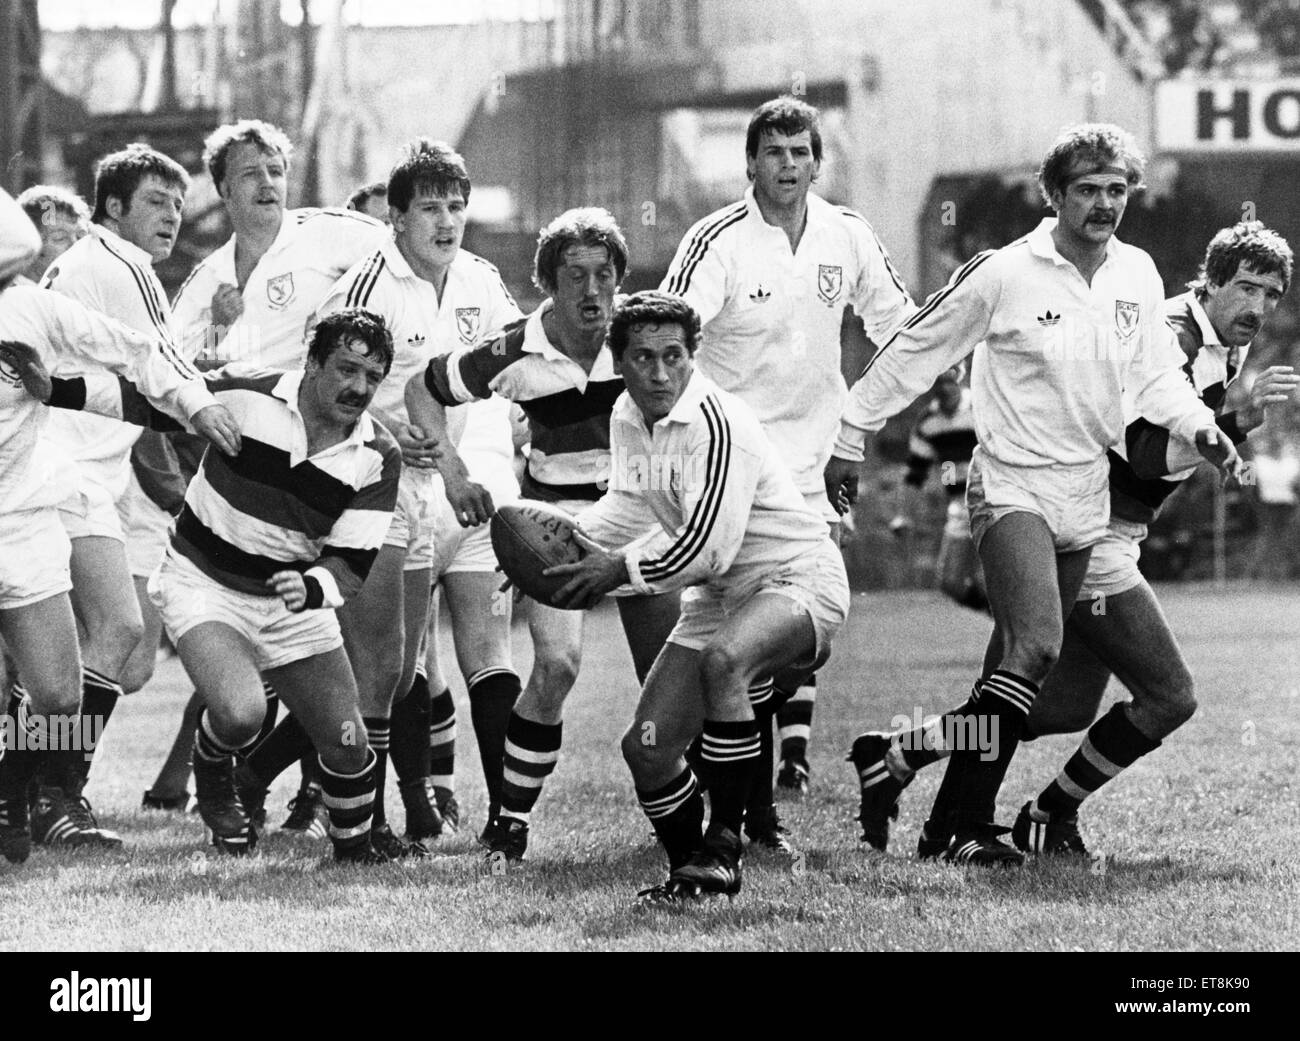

{"left": 2, "top": 582, "right": 1297, "bottom": 951}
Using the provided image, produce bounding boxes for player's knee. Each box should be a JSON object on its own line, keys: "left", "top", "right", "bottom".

{"left": 119, "top": 655, "right": 156, "bottom": 696}
{"left": 1150, "top": 669, "right": 1197, "bottom": 730}
{"left": 620, "top": 725, "right": 657, "bottom": 777}
{"left": 28, "top": 679, "right": 81, "bottom": 717}
{"left": 93, "top": 611, "right": 145, "bottom": 665}
{"left": 699, "top": 643, "right": 742, "bottom": 690}
{"left": 208, "top": 702, "right": 264, "bottom": 747}
{"left": 1005, "top": 634, "right": 1059, "bottom": 681}
{"left": 320, "top": 742, "right": 370, "bottom": 776}
{"left": 532, "top": 647, "right": 580, "bottom": 703}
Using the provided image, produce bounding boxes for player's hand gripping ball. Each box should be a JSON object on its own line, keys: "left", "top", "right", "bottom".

{"left": 490, "top": 502, "right": 586, "bottom": 608}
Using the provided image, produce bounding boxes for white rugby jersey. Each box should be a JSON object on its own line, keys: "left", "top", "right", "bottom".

{"left": 1, "top": 185, "right": 40, "bottom": 282}
{"left": 0, "top": 284, "right": 215, "bottom": 516}
{"left": 321, "top": 237, "right": 523, "bottom": 504}
{"left": 661, "top": 188, "right": 915, "bottom": 496}
{"left": 172, "top": 207, "right": 388, "bottom": 372}
{"left": 41, "top": 223, "right": 176, "bottom": 499}
{"left": 836, "top": 219, "right": 1216, "bottom": 468}
{"left": 578, "top": 371, "right": 830, "bottom": 597}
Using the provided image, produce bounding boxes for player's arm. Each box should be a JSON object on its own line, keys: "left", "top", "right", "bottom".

{"left": 659, "top": 217, "right": 729, "bottom": 325}
{"left": 564, "top": 414, "right": 759, "bottom": 600}
{"left": 0, "top": 336, "right": 239, "bottom": 456}
{"left": 827, "top": 252, "right": 995, "bottom": 511}
{"left": 270, "top": 441, "right": 401, "bottom": 611}
{"left": 844, "top": 209, "right": 918, "bottom": 344}
{"left": 406, "top": 339, "right": 514, "bottom": 525}
{"left": 1127, "top": 309, "right": 1238, "bottom": 479}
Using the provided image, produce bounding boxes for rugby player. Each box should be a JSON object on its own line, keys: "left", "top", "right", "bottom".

{"left": 889, "top": 365, "right": 986, "bottom": 613}
{"left": 0, "top": 186, "right": 239, "bottom": 864}
{"left": 826, "top": 124, "right": 1239, "bottom": 865}
{"left": 237, "top": 140, "right": 522, "bottom": 856}
{"left": 661, "top": 97, "right": 914, "bottom": 820}
{"left": 149, "top": 119, "right": 389, "bottom": 824}
{"left": 850, "top": 222, "right": 1297, "bottom": 857}
{"left": 406, "top": 208, "right": 680, "bottom": 862}
{"left": 544, "top": 291, "right": 850, "bottom": 901}
{"left": 37, "top": 144, "right": 192, "bottom": 847}
{"left": 14, "top": 186, "right": 89, "bottom": 285}
{"left": 347, "top": 182, "right": 390, "bottom": 224}
{"left": 120, "top": 309, "right": 400, "bottom": 861}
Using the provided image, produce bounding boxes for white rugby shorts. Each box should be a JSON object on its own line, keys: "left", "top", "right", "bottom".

{"left": 0, "top": 508, "right": 73, "bottom": 609}
{"left": 1074, "top": 517, "right": 1147, "bottom": 602}
{"left": 668, "top": 540, "right": 850, "bottom": 673}
{"left": 118, "top": 472, "right": 174, "bottom": 579}
{"left": 966, "top": 447, "right": 1109, "bottom": 554}
{"left": 58, "top": 480, "right": 124, "bottom": 543}
{"left": 148, "top": 549, "right": 343, "bottom": 671}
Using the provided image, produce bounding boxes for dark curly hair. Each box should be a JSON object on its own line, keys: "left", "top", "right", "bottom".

{"left": 307, "top": 308, "right": 394, "bottom": 375}
{"left": 607, "top": 291, "right": 700, "bottom": 360}
{"left": 1191, "top": 220, "right": 1293, "bottom": 294}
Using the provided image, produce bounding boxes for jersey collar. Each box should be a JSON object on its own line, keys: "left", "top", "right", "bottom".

{"left": 1187, "top": 292, "right": 1223, "bottom": 349}
{"left": 614, "top": 368, "right": 716, "bottom": 429}
{"left": 90, "top": 223, "right": 153, "bottom": 266}
{"left": 1027, "top": 217, "right": 1120, "bottom": 267}
{"left": 271, "top": 369, "right": 376, "bottom": 448}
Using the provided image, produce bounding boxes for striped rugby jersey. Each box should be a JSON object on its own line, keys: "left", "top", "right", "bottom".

{"left": 662, "top": 188, "right": 915, "bottom": 500}
{"left": 1111, "top": 291, "right": 1251, "bottom": 524}
{"left": 40, "top": 223, "right": 180, "bottom": 500}
{"left": 168, "top": 371, "right": 400, "bottom": 607}
{"left": 836, "top": 219, "right": 1216, "bottom": 469}
{"left": 905, "top": 388, "right": 977, "bottom": 497}
{"left": 423, "top": 304, "right": 622, "bottom": 502}
{"left": 0, "top": 283, "right": 215, "bottom": 517}
{"left": 172, "top": 208, "right": 388, "bottom": 373}
{"left": 578, "top": 371, "right": 829, "bottom": 596}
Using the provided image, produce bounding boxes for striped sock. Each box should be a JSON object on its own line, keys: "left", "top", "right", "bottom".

{"left": 898, "top": 681, "right": 984, "bottom": 774}
{"left": 776, "top": 677, "right": 816, "bottom": 762}
{"left": 950, "top": 669, "right": 1037, "bottom": 832}
{"left": 637, "top": 767, "right": 704, "bottom": 871}
{"left": 428, "top": 687, "right": 456, "bottom": 791}
{"left": 1033, "top": 703, "right": 1161, "bottom": 819}
{"left": 500, "top": 712, "right": 562, "bottom": 823}
{"left": 700, "top": 718, "right": 761, "bottom": 836}
{"left": 389, "top": 676, "right": 431, "bottom": 787}
{"left": 319, "top": 748, "right": 378, "bottom": 856}
{"left": 0, "top": 685, "right": 47, "bottom": 799}
{"left": 54, "top": 667, "right": 123, "bottom": 793}
{"left": 468, "top": 668, "right": 520, "bottom": 817}
{"left": 364, "top": 717, "right": 391, "bottom": 828}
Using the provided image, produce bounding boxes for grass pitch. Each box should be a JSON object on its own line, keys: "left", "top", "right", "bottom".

{"left": 2, "top": 583, "right": 1297, "bottom": 951}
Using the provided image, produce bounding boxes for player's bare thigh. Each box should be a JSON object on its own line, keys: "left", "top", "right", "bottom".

{"left": 616, "top": 592, "right": 680, "bottom": 686}
{"left": 443, "top": 570, "right": 512, "bottom": 679}
{"left": 174, "top": 621, "right": 267, "bottom": 741}
{"left": 69, "top": 535, "right": 145, "bottom": 675}
{"left": 0, "top": 594, "right": 83, "bottom": 714}
{"left": 978, "top": 512, "right": 1092, "bottom": 683}
{"left": 264, "top": 645, "right": 370, "bottom": 773}
{"left": 338, "top": 544, "right": 407, "bottom": 716}
{"left": 1062, "top": 581, "right": 1195, "bottom": 739}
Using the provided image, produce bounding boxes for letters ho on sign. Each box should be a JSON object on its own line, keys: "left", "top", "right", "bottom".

{"left": 1157, "top": 80, "right": 1300, "bottom": 151}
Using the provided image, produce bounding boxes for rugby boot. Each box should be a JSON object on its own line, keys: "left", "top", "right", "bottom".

{"left": 847, "top": 732, "right": 911, "bottom": 851}
{"left": 1012, "top": 801, "right": 1091, "bottom": 857}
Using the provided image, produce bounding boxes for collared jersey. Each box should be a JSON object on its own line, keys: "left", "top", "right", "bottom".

{"left": 905, "top": 388, "right": 978, "bottom": 497}
{"left": 837, "top": 219, "right": 1216, "bottom": 468}
{"left": 423, "top": 304, "right": 622, "bottom": 502}
{"left": 579, "top": 371, "right": 829, "bottom": 596}
{"left": 170, "top": 370, "right": 400, "bottom": 607}
{"left": 662, "top": 187, "right": 915, "bottom": 495}
{"left": 320, "top": 238, "right": 523, "bottom": 501}
{"left": 1110, "top": 291, "right": 1250, "bottom": 524}
{"left": 0, "top": 283, "right": 214, "bottom": 516}
{"left": 172, "top": 207, "right": 388, "bottom": 372}
{"left": 41, "top": 223, "right": 178, "bottom": 499}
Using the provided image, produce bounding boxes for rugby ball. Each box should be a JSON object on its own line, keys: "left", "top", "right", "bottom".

{"left": 490, "top": 501, "right": 586, "bottom": 608}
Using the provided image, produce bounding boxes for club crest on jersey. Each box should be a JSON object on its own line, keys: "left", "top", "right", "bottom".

{"left": 818, "top": 264, "right": 843, "bottom": 305}
{"left": 266, "top": 273, "right": 295, "bottom": 309}
{"left": 455, "top": 307, "right": 482, "bottom": 344}
{"left": 1115, "top": 300, "right": 1139, "bottom": 339}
